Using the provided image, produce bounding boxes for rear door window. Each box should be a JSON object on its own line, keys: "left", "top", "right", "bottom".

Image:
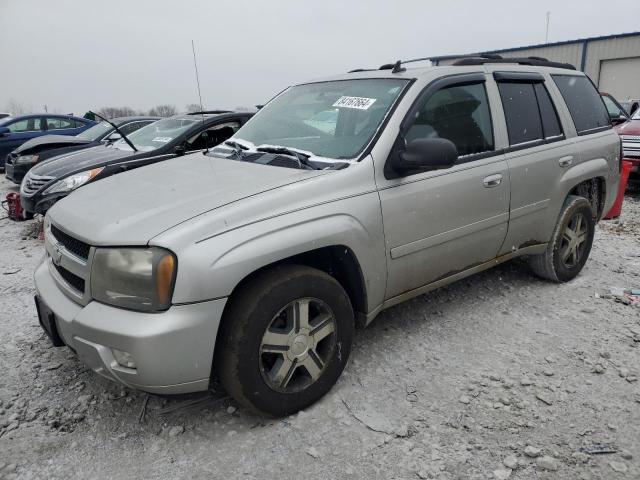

{"left": 46, "top": 117, "right": 74, "bottom": 130}
{"left": 552, "top": 75, "right": 611, "bottom": 135}
{"left": 497, "top": 83, "right": 543, "bottom": 146}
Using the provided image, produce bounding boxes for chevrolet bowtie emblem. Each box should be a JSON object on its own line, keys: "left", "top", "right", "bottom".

{"left": 53, "top": 246, "right": 63, "bottom": 266}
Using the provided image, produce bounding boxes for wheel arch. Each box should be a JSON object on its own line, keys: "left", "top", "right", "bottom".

{"left": 225, "top": 244, "right": 368, "bottom": 324}
{"left": 566, "top": 176, "right": 606, "bottom": 220}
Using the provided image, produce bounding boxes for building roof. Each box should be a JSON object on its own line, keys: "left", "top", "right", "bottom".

{"left": 428, "top": 31, "right": 640, "bottom": 63}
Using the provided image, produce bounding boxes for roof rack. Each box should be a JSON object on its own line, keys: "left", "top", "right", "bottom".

{"left": 348, "top": 54, "right": 506, "bottom": 73}
{"left": 187, "top": 110, "right": 232, "bottom": 115}
{"left": 348, "top": 60, "right": 407, "bottom": 74}
{"left": 452, "top": 56, "right": 576, "bottom": 70}
{"left": 378, "top": 60, "right": 406, "bottom": 73}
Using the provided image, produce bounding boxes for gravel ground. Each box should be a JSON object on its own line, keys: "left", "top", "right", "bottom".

{"left": 0, "top": 175, "right": 639, "bottom": 480}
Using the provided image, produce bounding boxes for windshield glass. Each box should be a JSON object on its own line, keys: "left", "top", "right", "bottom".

{"left": 601, "top": 95, "right": 625, "bottom": 118}
{"left": 113, "top": 117, "right": 199, "bottom": 152}
{"left": 633, "top": 108, "right": 640, "bottom": 120}
{"left": 76, "top": 121, "right": 113, "bottom": 141}
{"left": 233, "top": 78, "right": 409, "bottom": 159}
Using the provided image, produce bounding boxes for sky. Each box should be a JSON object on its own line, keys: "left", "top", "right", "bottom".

{"left": 1, "top": 0, "right": 639, "bottom": 115}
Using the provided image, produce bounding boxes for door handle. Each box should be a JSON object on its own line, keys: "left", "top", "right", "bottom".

{"left": 559, "top": 155, "right": 573, "bottom": 167}
{"left": 483, "top": 174, "right": 503, "bottom": 188}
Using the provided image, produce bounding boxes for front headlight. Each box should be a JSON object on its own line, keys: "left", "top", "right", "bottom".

{"left": 15, "top": 154, "right": 39, "bottom": 165}
{"left": 42, "top": 167, "right": 104, "bottom": 195}
{"left": 91, "top": 247, "right": 177, "bottom": 312}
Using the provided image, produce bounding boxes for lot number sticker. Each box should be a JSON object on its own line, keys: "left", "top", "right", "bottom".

{"left": 152, "top": 136, "right": 172, "bottom": 143}
{"left": 332, "top": 96, "right": 377, "bottom": 110}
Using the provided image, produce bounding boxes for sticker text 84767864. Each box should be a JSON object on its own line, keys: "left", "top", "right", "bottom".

{"left": 332, "top": 96, "right": 377, "bottom": 110}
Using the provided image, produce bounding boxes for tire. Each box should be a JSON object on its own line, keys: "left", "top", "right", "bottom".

{"left": 528, "top": 195, "right": 595, "bottom": 282}
{"left": 216, "top": 265, "right": 354, "bottom": 416}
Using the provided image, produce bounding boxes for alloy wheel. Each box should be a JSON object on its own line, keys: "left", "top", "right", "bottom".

{"left": 560, "top": 212, "right": 588, "bottom": 268}
{"left": 259, "top": 298, "right": 337, "bottom": 393}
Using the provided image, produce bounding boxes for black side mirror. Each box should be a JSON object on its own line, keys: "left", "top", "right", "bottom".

{"left": 610, "top": 113, "right": 628, "bottom": 125}
{"left": 394, "top": 138, "right": 458, "bottom": 175}
{"left": 0, "top": 127, "right": 9, "bottom": 136}
{"left": 174, "top": 144, "right": 186, "bottom": 156}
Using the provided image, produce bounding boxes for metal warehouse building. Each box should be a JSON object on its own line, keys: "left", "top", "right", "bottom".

{"left": 430, "top": 32, "right": 640, "bottom": 101}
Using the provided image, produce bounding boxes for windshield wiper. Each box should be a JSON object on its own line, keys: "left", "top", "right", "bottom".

{"left": 89, "top": 111, "right": 138, "bottom": 152}
{"left": 224, "top": 140, "right": 249, "bottom": 159}
{"left": 256, "top": 145, "right": 320, "bottom": 170}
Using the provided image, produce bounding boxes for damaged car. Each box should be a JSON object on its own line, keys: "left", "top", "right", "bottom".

{"left": 5, "top": 116, "right": 159, "bottom": 184}
{"left": 35, "top": 58, "right": 620, "bottom": 416}
{"left": 21, "top": 111, "right": 252, "bottom": 215}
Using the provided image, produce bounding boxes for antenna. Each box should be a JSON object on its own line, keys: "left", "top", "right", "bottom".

{"left": 545, "top": 11, "right": 551, "bottom": 43}
{"left": 191, "top": 40, "right": 205, "bottom": 124}
{"left": 191, "top": 39, "right": 209, "bottom": 152}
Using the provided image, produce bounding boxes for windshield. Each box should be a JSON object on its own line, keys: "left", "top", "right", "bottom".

{"left": 233, "top": 78, "right": 409, "bottom": 159}
{"left": 76, "top": 121, "right": 113, "bottom": 141}
{"left": 601, "top": 95, "right": 626, "bottom": 118}
{"left": 633, "top": 109, "right": 640, "bottom": 120}
{"left": 113, "top": 117, "right": 199, "bottom": 152}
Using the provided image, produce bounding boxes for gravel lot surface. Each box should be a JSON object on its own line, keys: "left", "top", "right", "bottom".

{"left": 0, "top": 175, "right": 639, "bottom": 480}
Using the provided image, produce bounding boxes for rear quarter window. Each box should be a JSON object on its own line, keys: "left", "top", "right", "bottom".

{"left": 552, "top": 75, "right": 611, "bottom": 135}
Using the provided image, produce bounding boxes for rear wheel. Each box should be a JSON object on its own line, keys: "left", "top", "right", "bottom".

{"left": 528, "top": 195, "right": 595, "bottom": 282}
{"left": 216, "top": 265, "right": 354, "bottom": 416}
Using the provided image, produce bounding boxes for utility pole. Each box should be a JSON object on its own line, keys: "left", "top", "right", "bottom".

{"left": 545, "top": 11, "right": 551, "bottom": 43}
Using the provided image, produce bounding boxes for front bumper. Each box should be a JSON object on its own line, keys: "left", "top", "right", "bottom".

{"left": 5, "top": 158, "right": 34, "bottom": 184}
{"left": 21, "top": 191, "right": 66, "bottom": 215}
{"left": 34, "top": 258, "right": 226, "bottom": 394}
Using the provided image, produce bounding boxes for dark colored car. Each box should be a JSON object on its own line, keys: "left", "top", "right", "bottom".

{"left": 5, "top": 116, "right": 159, "bottom": 184}
{"left": 0, "top": 114, "right": 96, "bottom": 170}
{"left": 21, "top": 111, "right": 253, "bottom": 214}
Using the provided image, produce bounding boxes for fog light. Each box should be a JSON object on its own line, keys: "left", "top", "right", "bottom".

{"left": 112, "top": 349, "right": 136, "bottom": 369}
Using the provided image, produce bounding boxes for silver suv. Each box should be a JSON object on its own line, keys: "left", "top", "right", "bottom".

{"left": 35, "top": 58, "right": 621, "bottom": 416}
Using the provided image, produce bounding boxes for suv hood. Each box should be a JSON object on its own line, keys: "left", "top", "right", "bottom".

{"left": 14, "top": 135, "right": 91, "bottom": 155}
{"left": 48, "top": 153, "right": 327, "bottom": 245}
{"left": 31, "top": 145, "right": 132, "bottom": 177}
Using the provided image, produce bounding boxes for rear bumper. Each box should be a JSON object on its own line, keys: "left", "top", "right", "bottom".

{"left": 34, "top": 259, "right": 226, "bottom": 394}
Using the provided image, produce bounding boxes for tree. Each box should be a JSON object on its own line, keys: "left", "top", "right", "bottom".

{"left": 148, "top": 105, "right": 177, "bottom": 117}
{"left": 97, "top": 106, "right": 137, "bottom": 119}
{"left": 234, "top": 106, "right": 250, "bottom": 112}
{"left": 185, "top": 103, "right": 201, "bottom": 113}
{"left": 4, "top": 98, "right": 27, "bottom": 115}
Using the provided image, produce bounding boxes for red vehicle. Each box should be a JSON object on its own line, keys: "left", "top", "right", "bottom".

{"left": 601, "top": 93, "right": 640, "bottom": 186}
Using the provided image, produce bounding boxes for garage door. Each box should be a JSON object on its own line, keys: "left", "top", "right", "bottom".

{"left": 598, "top": 57, "right": 640, "bottom": 100}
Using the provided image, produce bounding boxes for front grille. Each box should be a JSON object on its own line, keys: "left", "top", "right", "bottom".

{"left": 54, "top": 264, "right": 85, "bottom": 293}
{"left": 21, "top": 172, "right": 55, "bottom": 196}
{"left": 51, "top": 225, "right": 91, "bottom": 260}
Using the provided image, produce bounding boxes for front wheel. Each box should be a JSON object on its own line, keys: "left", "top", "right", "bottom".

{"left": 528, "top": 195, "right": 595, "bottom": 282}
{"left": 216, "top": 265, "right": 354, "bottom": 416}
